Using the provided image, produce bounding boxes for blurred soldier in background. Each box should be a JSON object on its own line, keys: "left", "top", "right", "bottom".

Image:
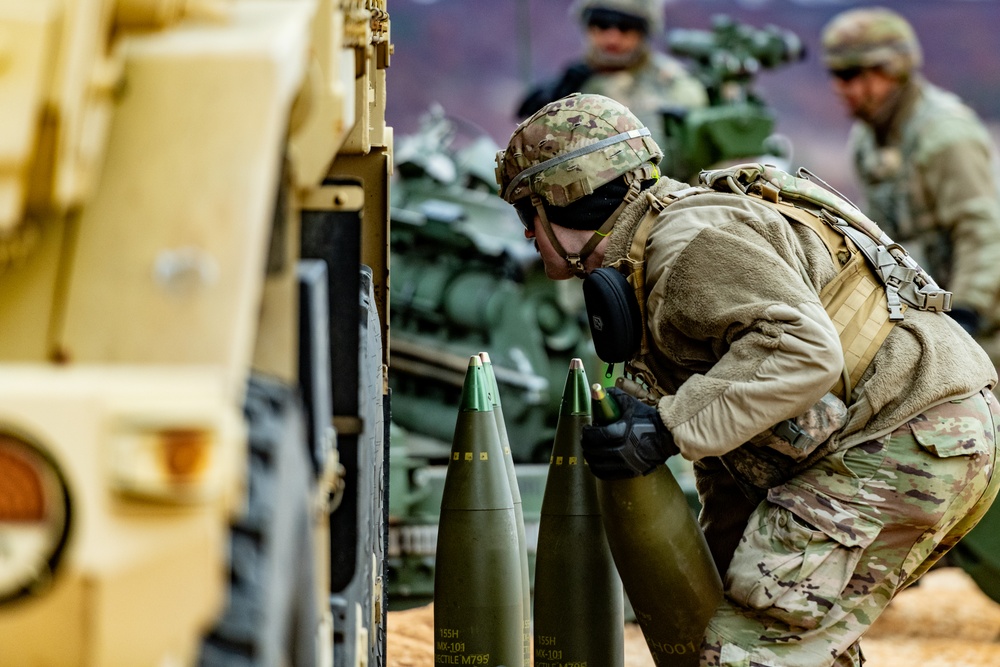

{"left": 515, "top": 0, "right": 707, "bottom": 152}
{"left": 822, "top": 7, "right": 1000, "bottom": 363}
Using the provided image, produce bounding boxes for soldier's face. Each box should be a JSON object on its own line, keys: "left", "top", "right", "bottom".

{"left": 587, "top": 24, "right": 644, "bottom": 58}
{"left": 830, "top": 67, "right": 899, "bottom": 123}
{"left": 524, "top": 220, "right": 607, "bottom": 280}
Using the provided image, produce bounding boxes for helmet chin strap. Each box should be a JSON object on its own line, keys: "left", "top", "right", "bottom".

{"left": 531, "top": 173, "right": 648, "bottom": 278}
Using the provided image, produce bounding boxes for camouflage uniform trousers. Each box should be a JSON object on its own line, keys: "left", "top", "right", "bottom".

{"left": 701, "top": 388, "right": 1000, "bottom": 667}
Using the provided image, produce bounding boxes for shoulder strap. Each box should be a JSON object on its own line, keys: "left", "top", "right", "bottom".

{"left": 609, "top": 186, "right": 710, "bottom": 400}
{"left": 700, "top": 164, "right": 946, "bottom": 403}
{"left": 610, "top": 186, "right": 711, "bottom": 360}
{"left": 768, "top": 200, "right": 896, "bottom": 401}
{"left": 701, "top": 163, "right": 952, "bottom": 317}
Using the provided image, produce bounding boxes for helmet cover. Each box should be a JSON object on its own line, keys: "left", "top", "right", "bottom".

{"left": 495, "top": 93, "right": 662, "bottom": 208}
{"left": 821, "top": 7, "right": 922, "bottom": 76}
{"left": 572, "top": 0, "right": 666, "bottom": 36}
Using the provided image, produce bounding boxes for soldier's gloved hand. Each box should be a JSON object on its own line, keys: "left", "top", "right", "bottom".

{"left": 581, "top": 388, "right": 679, "bottom": 480}
{"left": 949, "top": 307, "right": 981, "bottom": 336}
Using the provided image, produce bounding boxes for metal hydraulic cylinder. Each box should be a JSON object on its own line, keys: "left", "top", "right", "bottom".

{"left": 591, "top": 384, "right": 723, "bottom": 667}
{"left": 480, "top": 351, "right": 531, "bottom": 667}
{"left": 533, "top": 361, "right": 624, "bottom": 667}
{"left": 434, "top": 355, "right": 523, "bottom": 667}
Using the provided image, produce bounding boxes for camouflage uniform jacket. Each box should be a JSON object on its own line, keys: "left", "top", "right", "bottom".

{"left": 603, "top": 177, "right": 997, "bottom": 491}
{"left": 851, "top": 75, "right": 1000, "bottom": 320}
{"left": 580, "top": 52, "right": 707, "bottom": 153}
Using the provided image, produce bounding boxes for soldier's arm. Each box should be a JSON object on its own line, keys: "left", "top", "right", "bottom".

{"left": 920, "top": 134, "right": 1000, "bottom": 320}
{"left": 644, "top": 218, "right": 843, "bottom": 461}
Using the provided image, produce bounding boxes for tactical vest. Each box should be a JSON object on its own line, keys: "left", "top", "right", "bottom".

{"left": 612, "top": 163, "right": 952, "bottom": 407}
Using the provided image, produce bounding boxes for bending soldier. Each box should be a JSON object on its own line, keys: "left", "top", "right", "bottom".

{"left": 495, "top": 92, "right": 1000, "bottom": 667}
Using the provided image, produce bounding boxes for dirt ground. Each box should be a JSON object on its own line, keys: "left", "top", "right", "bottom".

{"left": 386, "top": 567, "right": 1000, "bottom": 667}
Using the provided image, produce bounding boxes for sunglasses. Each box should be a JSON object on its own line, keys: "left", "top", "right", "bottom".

{"left": 514, "top": 201, "right": 536, "bottom": 232}
{"left": 829, "top": 67, "right": 864, "bottom": 82}
{"left": 589, "top": 17, "right": 644, "bottom": 32}
{"left": 585, "top": 9, "right": 646, "bottom": 34}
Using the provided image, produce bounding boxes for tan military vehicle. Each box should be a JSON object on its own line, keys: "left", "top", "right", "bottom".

{"left": 0, "top": 1, "right": 391, "bottom": 665}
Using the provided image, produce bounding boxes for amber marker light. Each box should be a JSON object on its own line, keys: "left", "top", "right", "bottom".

{"left": 159, "top": 429, "right": 212, "bottom": 481}
{"left": 0, "top": 430, "right": 71, "bottom": 603}
{"left": 108, "top": 423, "right": 219, "bottom": 502}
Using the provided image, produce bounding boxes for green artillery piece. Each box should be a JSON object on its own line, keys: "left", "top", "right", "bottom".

{"left": 389, "top": 106, "right": 596, "bottom": 465}
{"left": 388, "top": 107, "right": 596, "bottom": 608}
{"left": 659, "top": 14, "right": 806, "bottom": 181}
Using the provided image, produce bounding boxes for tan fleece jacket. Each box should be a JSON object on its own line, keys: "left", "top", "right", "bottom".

{"left": 604, "top": 177, "right": 996, "bottom": 483}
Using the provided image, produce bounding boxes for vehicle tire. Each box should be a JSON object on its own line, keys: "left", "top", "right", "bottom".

{"left": 331, "top": 267, "right": 388, "bottom": 667}
{"left": 199, "top": 374, "right": 318, "bottom": 667}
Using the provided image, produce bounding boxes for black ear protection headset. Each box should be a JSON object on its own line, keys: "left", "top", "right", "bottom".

{"left": 583, "top": 267, "right": 643, "bottom": 363}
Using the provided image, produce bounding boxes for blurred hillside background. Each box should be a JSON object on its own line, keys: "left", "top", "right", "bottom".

{"left": 386, "top": 0, "right": 1000, "bottom": 201}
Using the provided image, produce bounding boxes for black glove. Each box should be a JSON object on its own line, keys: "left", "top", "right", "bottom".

{"left": 581, "top": 387, "right": 679, "bottom": 480}
{"left": 949, "top": 307, "right": 981, "bottom": 336}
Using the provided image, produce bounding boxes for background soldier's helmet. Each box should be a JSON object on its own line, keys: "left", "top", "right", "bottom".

{"left": 572, "top": 0, "right": 667, "bottom": 37}
{"left": 495, "top": 93, "right": 662, "bottom": 209}
{"left": 821, "top": 7, "right": 922, "bottom": 77}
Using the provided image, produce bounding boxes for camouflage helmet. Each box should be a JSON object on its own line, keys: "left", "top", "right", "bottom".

{"left": 572, "top": 0, "right": 666, "bottom": 37}
{"left": 495, "top": 93, "right": 662, "bottom": 208}
{"left": 821, "top": 7, "right": 922, "bottom": 77}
